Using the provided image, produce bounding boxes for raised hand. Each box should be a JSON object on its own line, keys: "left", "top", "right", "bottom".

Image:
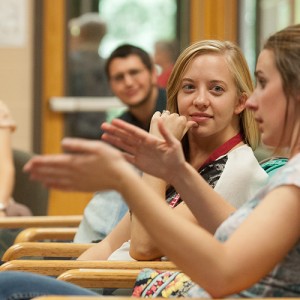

{"left": 101, "top": 114, "right": 196, "bottom": 183}
{"left": 24, "top": 138, "right": 130, "bottom": 192}
{"left": 149, "top": 110, "right": 196, "bottom": 140}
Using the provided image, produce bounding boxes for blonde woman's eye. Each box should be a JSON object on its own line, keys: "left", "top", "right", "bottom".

{"left": 212, "top": 85, "right": 224, "bottom": 93}
{"left": 182, "top": 84, "right": 194, "bottom": 91}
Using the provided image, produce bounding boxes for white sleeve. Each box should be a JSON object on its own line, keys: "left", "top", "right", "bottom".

{"left": 214, "top": 145, "right": 268, "bottom": 208}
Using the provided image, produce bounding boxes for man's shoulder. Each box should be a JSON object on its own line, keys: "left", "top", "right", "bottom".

{"left": 117, "top": 110, "right": 136, "bottom": 124}
{"left": 155, "top": 88, "right": 167, "bottom": 111}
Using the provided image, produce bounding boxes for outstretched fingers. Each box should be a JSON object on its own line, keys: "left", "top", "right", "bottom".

{"left": 103, "top": 119, "right": 147, "bottom": 141}
{"left": 101, "top": 120, "right": 149, "bottom": 154}
{"left": 24, "top": 154, "right": 76, "bottom": 190}
{"left": 33, "top": 170, "right": 80, "bottom": 191}
{"left": 61, "top": 138, "right": 104, "bottom": 155}
{"left": 101, "top": 133, "right": 136, "bottom": 155}
{"left": 24, "top": 154, "right": 67, "bottom": 172}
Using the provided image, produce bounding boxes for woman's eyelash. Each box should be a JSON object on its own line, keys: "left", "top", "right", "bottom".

{"left": 182, "top": 84, "right": 194, "bottom": 90}
{"left": 257, "top": 78, "right": 266, "bottom": 88}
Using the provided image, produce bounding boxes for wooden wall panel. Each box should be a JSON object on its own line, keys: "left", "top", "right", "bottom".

{"left": 41, "top": 0, "right": 65, "bottom": 155}
{"left": 41, "top": 0, "right": 92, "bottom": 215}
{"left": 190, "top": 0, "right": 238, "bottom": 43}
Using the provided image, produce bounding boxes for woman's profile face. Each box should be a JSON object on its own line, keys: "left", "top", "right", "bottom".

{"left": 246, "top": 49, "right": 288, "bottom": 147}
{"left": 176, "top": 53, "right": 245, "bottom": 143}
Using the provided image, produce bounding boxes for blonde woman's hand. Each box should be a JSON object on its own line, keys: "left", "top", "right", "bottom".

{"left": 149, "top": 110, "right": 197, "bottom": 141}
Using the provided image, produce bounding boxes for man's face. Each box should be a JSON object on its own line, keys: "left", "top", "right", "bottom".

{"left": 108, "top": 54, "right": 157, "bottom": 107}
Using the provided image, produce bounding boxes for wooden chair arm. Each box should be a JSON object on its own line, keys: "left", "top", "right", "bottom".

{"left": 0, "top": 215, "right": 82, "bottom": 228}
{"left": 14, "top": 227, "right": 78, "bottom": 243}
{"left": 2, "top": 242, "right": 93, "bottom": 261}
{"left": 32, "top": 298, "right": 295, "bottom": 300}
{"left": 57, "top": 268, "right": 141, "bottom": 288}
{"left": 0, "top": 259, "right": 177, "bottom": 276}
{"left": 33, "top": 297, "right": 132, "bottom": 300}
{"left": 32, "top": 297, "right": 295, "bottom": 300}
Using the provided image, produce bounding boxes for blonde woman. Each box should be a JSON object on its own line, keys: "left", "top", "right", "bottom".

{"left": 80, "top": 40, "right": 268, "bottom": 264}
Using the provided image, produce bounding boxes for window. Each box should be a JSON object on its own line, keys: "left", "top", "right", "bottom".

{"left": 65, "top": 0, "right": 177, "bottom": 139}
{"left": 239, "top": 0, "right": 300, "bottom": 76}
{"left": 99, "top": 0, "right": 177, "bottom": 57}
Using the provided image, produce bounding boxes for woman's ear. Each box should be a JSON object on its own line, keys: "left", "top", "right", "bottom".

{"left": 234, "top": 92, "right": 247, "bottom": 114}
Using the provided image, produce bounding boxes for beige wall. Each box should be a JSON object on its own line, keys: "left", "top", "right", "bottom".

{"left": 0, "top": 0, "right": 34, "bottom": 152}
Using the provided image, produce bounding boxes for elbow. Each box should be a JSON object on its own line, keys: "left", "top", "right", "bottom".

{"left": 129, "top": 244, "right": 161, "bottom": 261}
{"left": 206, "top": 282, "right": 235, "bottom": 299}
{"left": 198, "top": 272, "right": 250, "bottom": 298}
{"left": 206, "top": 283, "right": 244, "bottom": 299}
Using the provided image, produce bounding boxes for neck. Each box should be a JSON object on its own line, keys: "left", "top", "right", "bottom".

{"left": 288, "top": 120, "right": 300, "bottom": 159}
{"left": 188, "top": 130, "right": 243, "bottom": 168}
{"left": 289, "top": 144, "right": 300, "bottom": 159}
{"left": 129, "top": 87, "right": 158, "bottom": 127}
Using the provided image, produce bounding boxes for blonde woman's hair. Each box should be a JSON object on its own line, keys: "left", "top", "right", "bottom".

{"left": 167, "top": 40, "right": 260, "bottom": 152}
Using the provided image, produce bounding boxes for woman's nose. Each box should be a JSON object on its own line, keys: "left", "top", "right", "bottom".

{"left": 245, "top": 92, "right": 258, "bottom": 110}
{"left": 193, "top": 92, "right": 209, "bottom": 108}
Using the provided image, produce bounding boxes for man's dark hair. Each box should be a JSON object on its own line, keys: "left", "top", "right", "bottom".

{"left": 105, "top": 44, "right": 153, "bottom": 79}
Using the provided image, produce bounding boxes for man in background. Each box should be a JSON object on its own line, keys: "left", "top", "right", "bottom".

{"left": 74, "top": 44, "right": 167, "bottom": 243}
{"left": 101, "top": 43, "right": 167, "bottom": 134}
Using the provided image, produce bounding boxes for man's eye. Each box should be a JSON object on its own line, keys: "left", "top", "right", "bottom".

{"left": 111, "top": 74, "right": 124, "bottom": 82}
{"left": 114, "top": 75, "right": 123, "bottom": 81}
{"left": 129, "top": 69, "right": 141, "bottom": 76}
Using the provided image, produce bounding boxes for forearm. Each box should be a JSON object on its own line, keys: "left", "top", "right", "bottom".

{"left": 118, "top": 173, "right": 231, "bottom": 295}
{"left": 78, "top": 212, "right": 131, "bottom": 261}
{"left": 0, "top": 129, "right": 15, "bottom": 206}
{"left": 170, "top": 162, "right": 235, "bottom": 233}
{"left": 120, "top": 175, "right": 287, "bottom": 298}
{"left": 77, "top": 242, "right": 114, "bottom": 260}
{"left": 77, "top": 234, "right": 128, "bottom": 261}
{"left": 130, "top": 174, "right": 166, "bottom": 260}
{"left": 0, "top": 164, "right": 14, "bottom": 205}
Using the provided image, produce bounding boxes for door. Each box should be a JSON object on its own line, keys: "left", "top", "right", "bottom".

{"left": 38, "top": 0, "right": 238, "bottom": 215}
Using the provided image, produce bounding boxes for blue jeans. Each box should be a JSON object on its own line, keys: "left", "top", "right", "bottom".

{"left": 0, "top": 271, "right": 97, "bottom": 299}
{"left": 74, "top": 190, "right": 128, "bottom": 243}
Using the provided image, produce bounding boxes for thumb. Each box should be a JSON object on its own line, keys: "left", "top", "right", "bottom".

{"left": 186, "top": 120, "right": 198, "bottom": 131}
{"left": 179, "top": 120, "right": 198, "bottom": 137}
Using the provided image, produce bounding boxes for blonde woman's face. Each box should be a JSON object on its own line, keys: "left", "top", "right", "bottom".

{"left": 177, "top": 54, "right": 245, "bottom": 142}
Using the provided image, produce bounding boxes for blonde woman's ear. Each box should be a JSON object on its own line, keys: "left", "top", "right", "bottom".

{"left": 234, "top": 92, "right": 248, "bottom": 114}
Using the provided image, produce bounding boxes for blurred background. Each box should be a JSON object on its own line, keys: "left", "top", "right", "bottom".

{"left": 0, "top": 0, "right": 299, "bottom": 215}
